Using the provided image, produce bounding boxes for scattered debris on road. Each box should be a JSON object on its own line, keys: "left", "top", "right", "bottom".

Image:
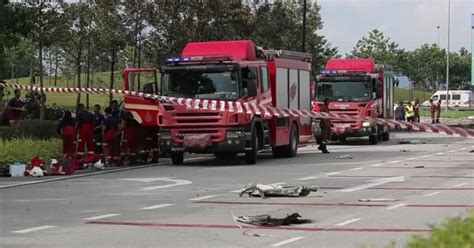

{"left": 398, "top": 140, "right": 426, "bottom": 144}
{"left": 414, "top": 165, "right": 425, "bottom": 168}
{"left": 469, "top": 150, "right": 474, "bottom": 153}
{"left": 400, "top": 149, "right": 409, "bottom": 152}
{"left": 236, "top": 213, "right": 311, "bottom": 226}
{"left": 336, "top": 154, "right": 353, "bottom": 159}
{"left": 359, "top": 198, "right": 399, "bottom": 202}
{"left": 239, "top": 184, "right": 319, "bottom": 198}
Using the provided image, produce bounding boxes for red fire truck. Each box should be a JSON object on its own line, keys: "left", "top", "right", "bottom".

{"left": 312, "top": 59, "right": 394, "bottom": 144}
{"left": 158, "top": 40, "right": 313, "bottom": 164}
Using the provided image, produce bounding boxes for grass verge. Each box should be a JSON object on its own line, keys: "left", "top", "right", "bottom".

{"left": 0, "top": 138, "right": 62, "bottom": 169}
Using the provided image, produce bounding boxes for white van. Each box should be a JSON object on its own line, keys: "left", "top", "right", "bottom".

{"left": 422, "top": 90, "right": 473, "bottom": 109}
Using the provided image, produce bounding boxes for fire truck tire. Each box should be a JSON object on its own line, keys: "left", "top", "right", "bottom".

{"left": 381, "top": 131, "right": 390, "bottom": 141}
{"left": 339, "top": 137, "right": 347, "bottom": 142}
{"left": 171, "top": 152, "right": 184, "bottom": 165}
{"left": 245, "top": 127, "right": 258, "bottom": 165}
{"left": 285, "top": 124, "right": 299, "bottom": 157}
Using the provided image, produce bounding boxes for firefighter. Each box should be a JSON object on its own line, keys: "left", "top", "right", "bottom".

{"left": 318, "top": 98, "right": 331, "bottom": 154}
{"left": 413, "top": 99, "right": 420, "bottom": 123}
{"left": 93, "top": 104, "right": 105, "bottom": 156}
{"left": 76, "top": 103, "right": 95, "bottom": 157}
{"left": 7, "top": 89, "right": 25, "bottom": 126}
{"left": 435, "top": 99, "right": 442, "bottom": 123}
{"left": 405, "top": 101, "right": 415, "bottom": 122}
{"left": 103, "top": 107, "right": 119, "bottom": 166}
{"left": 120, "top": 111, "right": 140, "bottom": 165}
{"left": 144, "top": 128, "right": 159, "bottom": 164}
{"left": 429, "top": 99, "right": 436, "bottom": 124}
{"left": 56, "top": 111, "right": 76, "bottom": 157}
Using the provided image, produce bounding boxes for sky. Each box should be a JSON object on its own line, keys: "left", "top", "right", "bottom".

{"left": 317, "top": 0, "right": 474, "bottom": 56}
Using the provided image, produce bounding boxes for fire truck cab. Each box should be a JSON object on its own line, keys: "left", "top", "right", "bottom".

{"left": 313, "top": 59, "right": 394, "bottom": 144}
{"left": 158, "top": 40, "right": 312, "bottom": 165}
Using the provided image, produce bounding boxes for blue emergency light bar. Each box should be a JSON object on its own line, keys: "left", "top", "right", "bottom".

{"left": 165, "top": 57, "right": 192, "bottom": 63}
{"left": 320, "top": 70, "right": 338, "bottom": 74}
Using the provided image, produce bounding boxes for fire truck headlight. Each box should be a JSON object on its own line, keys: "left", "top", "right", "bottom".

{"left": 362, "top": 122, "right": 371, "bottom": 127}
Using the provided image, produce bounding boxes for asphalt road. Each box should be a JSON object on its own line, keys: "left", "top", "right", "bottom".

{"left": 1, "top": 132, "right": 473, "bottom": 248}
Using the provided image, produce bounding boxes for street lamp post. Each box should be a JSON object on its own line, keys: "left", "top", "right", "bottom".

{"left": 445, "top": 0, "right": 450, "bottom": 112}
{"left": 302, "top": 0, "right": 307, "bottom": 52}
{"left": 437, "top": 26, "right": 440, "bottom": 47}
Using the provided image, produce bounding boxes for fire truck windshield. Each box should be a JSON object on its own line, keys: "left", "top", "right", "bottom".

{"left": 316, "top": 81, "right": 372, "bottom": 102}
{"left": 161, "top": 66, "right": 240, "bottom": 100}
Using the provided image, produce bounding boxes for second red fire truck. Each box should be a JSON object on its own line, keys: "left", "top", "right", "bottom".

{"left": 312, "top": 59, "right": 394, "bottom": 144}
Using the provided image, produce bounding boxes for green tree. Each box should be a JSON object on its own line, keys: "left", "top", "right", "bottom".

{"left": 350, "top": 29, "right": 404, "bottom": 72}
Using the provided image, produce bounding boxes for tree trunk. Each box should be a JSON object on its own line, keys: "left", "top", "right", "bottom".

{"left": 86, "top": 37, "right": 91, "bottom": 109}
{"left": 39, "top": 40, "right": 45, "bottom": 120}
{"left": 49, "top": 51, "right": 53, "bottom": 86}
{"left": 54, "top": 56, "right": 58, "bottom": 87}
{"left": 109, "top": 48, "right": 115, "bottom": 104}
{"left": 76, "top": 49, "right": 82, "bottom": 111}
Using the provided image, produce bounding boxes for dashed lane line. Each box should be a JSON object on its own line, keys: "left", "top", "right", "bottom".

{"left": 406, "top": 158, "right": 417, "bottom": 161}
{"left": 370, "top": 163, "right": 383, "bottom": 167}
{"left": 83, "top": 214, "right": 121, "bottom": 221}
{"left": 435, "top": 152, "right": 445, "bottom": 155}
{"left": 386, "top": 203, "right": 407, "bottom": 210}
{"left": 12, "top": 225, "right": 57, "bottom": 234}
{"left": 335, "top": 218, "right": 361, "bottom": 227}
{"left": 350, "top": 167, "right": 364, "bottom": 171}
{"left": 271, "top": 182, "right": 287, "bottom": 186}
{"left": 452, "top": 183, "right": 467, "bottom": 188}
{"left": 140, "top": 204, "right": 174, "bottom": 210}
{"left": 424, "top": 192, "right": 440, "bottom": 197}
{"left": 189, "top": 195, "right": 218, "bottom": 201}
{"left": 420, "top": 154, "right": 432, "bottom": 158}
{"left": 299, "top": 176, "right": 318, "bottom": 180}
{"left": 326, "top": 171, "right": 342, "bottom": 176}
{"left": 388, "top": 161, "right": 400, "bottom": 164}
{"left": 270, "top": 237, "right": 305, "bottom": 247}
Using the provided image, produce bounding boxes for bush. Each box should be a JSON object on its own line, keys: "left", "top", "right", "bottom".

{"left": 406, "top": 211, "right": 474, "bottom": 248}
{"left": 0, "top": 138, "right": 62, "bottom": 170}
{"left": 15, "top": 119, "right": 59, "bottom": 139}
{"left": 0, "top": 125, "right": 15, "bottom": 140}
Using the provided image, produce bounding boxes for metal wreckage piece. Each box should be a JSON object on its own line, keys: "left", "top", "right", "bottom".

{"left": 235, "top": 213, "right": 311, "bottom": 226}
{"left": 239, "top": 183, "right": 319, "bottom": 198}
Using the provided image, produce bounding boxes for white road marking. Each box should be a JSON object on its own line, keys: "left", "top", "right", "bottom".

{"left": 424, "top": 192, "right": 440, "bottom": 197}
{"left": 459, "top": 147, "right": 467, "bottom": 151}
{"left": 326, "top": 171, "right": 342, "bottom": 176}
{"left": 270, "top": 237, "right": 305, "bottom": 247}
{"left": 338, "top": 176, "right": 405, "bottom": 193}
{"left": 452, "top": 182, "right": 467, "bottom": 188}
{"left": 447, "top": 150, "right": 457, "bottom": 153}
{"left": 370, "top": 163, "right": 382, "bottom": 167}
{"left": 189, "top": 195, "right": 217, "bottom": 201}
{"left": 12, "top": 225, "right": 56, "bottom": 234}
{"left": 230, "top": 189, "right": 242, "bottom": 193}
{"left": 139, "top": 178, "right": 192, "bottom": 190}
{"left": 388, "top": 160, "right": 400, "bottom": 164}
{"left": 421, "top": 154, "right": 432, "bottom": 158}
{"left": 140, "top": 203, "right": 174, "bottom": 210}
{"left": 406, "top": 157, "right": 417, "bottom": 161}
{"left": 299, "top": 176, "right": 318, "bottom": 180}
{"left": 335, "top": 218, "right": 360, "bottom": 226}
{"left": 350, "top": 167, "right": 364, "bottom": 171}
{"left": 386, "top": 203, "right": 407, "bottom": 210}
{"left": 121, "top": 178, "right": 167, "bottom": 183}
{"left": 271, "top": 182, "right": 287, "bottom": 186}
{"left": 435, "top": 152, "right": 445, "bottom": 155}
{"left": 83, "top": 214, "right": 121, "bottom": 221}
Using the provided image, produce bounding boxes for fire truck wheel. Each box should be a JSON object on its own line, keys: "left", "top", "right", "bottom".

{"left": 171, "top": 152, "right": 184, "bottom": 165}
{"left": 245, "top": 127, "right": 258, "bottom": 165}
{"left": 286, "top": 124, "right": 299, "bottom": 157}
{"left": 339, "top": 137, "right": 347, "bottom": 142}
{"left": 381, "top": 131, "right": 390, "bottom": 141}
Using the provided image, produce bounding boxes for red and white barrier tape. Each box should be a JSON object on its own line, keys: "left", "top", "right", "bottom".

{"left": 1, "top": 83, "right": 473, "bottom": 138}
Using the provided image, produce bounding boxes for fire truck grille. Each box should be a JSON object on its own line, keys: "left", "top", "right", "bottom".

{"left": 174, "top": 112, "right": 222, "bottom": 124}
{"left": 330, "top": 109, "right": 358, "bottom": 125}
